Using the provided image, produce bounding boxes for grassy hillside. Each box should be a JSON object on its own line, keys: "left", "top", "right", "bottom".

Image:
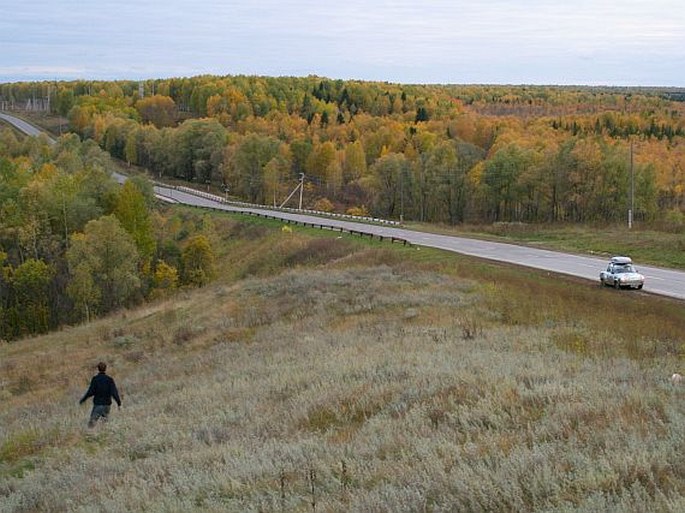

{"left": 1, "top": 213, "right": 685, "bottom": 512}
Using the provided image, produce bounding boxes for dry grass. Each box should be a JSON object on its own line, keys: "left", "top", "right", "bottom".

{"left": 1, "top": 219, "right": 685, "bottom": 512}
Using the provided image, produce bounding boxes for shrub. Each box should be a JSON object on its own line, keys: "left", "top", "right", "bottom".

{"left": 313, "top": 198, "right": 335, "bottom": 212}
{"left": 346, "top": 205, "right": 369, "bottom": 217}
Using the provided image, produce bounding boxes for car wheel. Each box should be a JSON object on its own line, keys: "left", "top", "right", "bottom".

{"left": 614, "top": 280, "right": 620, "bottom": 289}
{"left": 637, "top": 284, "right": 643, "bottom": 290}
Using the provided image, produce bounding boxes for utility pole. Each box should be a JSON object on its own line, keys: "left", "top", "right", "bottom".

{"left": 628, "top": 140, "right": 634, "bottom": 229}
{"left": 298, "top": 173, "right": 305, "bottom": 210}
{"left": 399, "top": 168, "right": 404, "bottom": 223}
{"left": 279, "top": 173, "right": 306, "bottom": 209}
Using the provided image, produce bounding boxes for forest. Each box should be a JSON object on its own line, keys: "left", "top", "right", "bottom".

{"left": 2, "top": 77, "right": 684, "bottom": 226}
{"left": 2, "top": 76, "right": 685, "bottom": 339}
{"left": 0, "top": 132, "right": 217, "bottom": 340}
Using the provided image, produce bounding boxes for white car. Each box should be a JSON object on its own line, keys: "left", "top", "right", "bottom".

{"left": 599, "top": 256, "right": 645, "bottom": 290}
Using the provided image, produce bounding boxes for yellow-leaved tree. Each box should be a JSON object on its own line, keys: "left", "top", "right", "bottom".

{"left": 181, "top": 235, "right": 215, "bottom": 287}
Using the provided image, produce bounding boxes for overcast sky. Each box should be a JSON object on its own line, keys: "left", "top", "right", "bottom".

{"left": 1, "top": 0, "right": 683, "bottom": 85}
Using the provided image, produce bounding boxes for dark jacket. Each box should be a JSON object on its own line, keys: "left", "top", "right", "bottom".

{"left": 80, "top": 372, "right": 121, "bottom": 406}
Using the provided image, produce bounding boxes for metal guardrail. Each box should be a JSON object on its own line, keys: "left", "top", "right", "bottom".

{"left": 239, "top": 211, "right": 412, "bottom": 246}
{"left": 168, "top": 184, "right": 401, "bottom": 226}
{"left": 155, "top": 182, "right": 411, "bottom": 246}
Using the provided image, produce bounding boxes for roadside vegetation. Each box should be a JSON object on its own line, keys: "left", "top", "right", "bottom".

{"left": 1, "top": 214, "right": 684, "bottom": 512}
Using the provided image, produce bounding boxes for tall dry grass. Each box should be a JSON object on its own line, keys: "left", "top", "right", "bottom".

{"left": 1, "top": 221, "right": 685, "bottom": 512}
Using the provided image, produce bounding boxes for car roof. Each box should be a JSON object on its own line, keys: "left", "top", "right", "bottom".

{"left": 610, "top": 256, "right": 633, "bottom": 264}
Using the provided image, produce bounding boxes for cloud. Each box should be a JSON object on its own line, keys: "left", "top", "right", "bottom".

{"left": 0, "top": 66, "right": 86, "bottom": 80}
{"left": 1, "top": 0, "right": 683, "bottom": 85}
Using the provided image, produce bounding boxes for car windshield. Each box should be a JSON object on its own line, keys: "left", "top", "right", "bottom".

{"left": 615, "top": 264, "right": 635, "bottom": 273}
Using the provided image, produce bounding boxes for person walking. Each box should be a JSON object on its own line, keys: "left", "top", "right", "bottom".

{"left": 79, "top": 361, "right": 121, "bottom": 427}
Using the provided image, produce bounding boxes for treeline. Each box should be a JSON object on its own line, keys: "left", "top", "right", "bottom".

{"left": 2, "top": 76, "right": 685, "bottom": 224}
{"left": 0, "top": 130, "right": 216, "bottom": 340}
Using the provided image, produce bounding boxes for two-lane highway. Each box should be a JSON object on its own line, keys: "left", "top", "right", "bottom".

{"left": 0, "top": 112, "right": 55, "bottom": 142}
{"left": 6, "top": 112, "right": 685, "bottom": 301}
{"left": 146, "top": 182, "right": 685, "bottom": 300}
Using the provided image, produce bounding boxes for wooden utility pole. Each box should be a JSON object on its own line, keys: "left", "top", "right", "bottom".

{"left": 628, "top": 140, "right": 634, "bottom": 229}
{"left": 298, "top": 173, "right": 304, "bottom": 210}
{"left": 279, "top": 173, "right": 305, "bottom": 210}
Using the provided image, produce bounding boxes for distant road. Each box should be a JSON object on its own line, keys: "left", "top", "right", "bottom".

{"left": 5, "top": 112, "right": 685, "bottom": 301}
{"left": 0, "top": 112, "right": 55, "bottom": 143}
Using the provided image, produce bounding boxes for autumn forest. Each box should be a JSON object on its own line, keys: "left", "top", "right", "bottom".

{"left": 4, "top": 77, "right": 685, "bottom": 224}
{"left": 1, "top": 76, "right": 685, "bottom": 339}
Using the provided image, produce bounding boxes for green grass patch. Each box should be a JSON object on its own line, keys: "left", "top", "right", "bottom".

{"left": 0, "top": 430, "right": 42, "bottom": 464}
{"left": 0, "top": 429, "right": 44, "bottom": 479}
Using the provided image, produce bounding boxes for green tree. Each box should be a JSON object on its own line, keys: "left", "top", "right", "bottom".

{"left": 635, "top": 162, "right": 658, "bottom": 221}
{"left": 55, "top": 86, "right": 75, "bottom": 116}
{"left": 0, "top": 252, "right": 10, "bottom": 339}
{"left": 264, "top": 155, "right": 288, "bottom": 207}
{"left": 415, "top": 106, "right": 430, "bottom": 123}
{"left": 290, "top": 139, "right": 312, "bottom": 176}
{"left": 173, "top": 119, "right": 226, "bottom": 183}
{"left": 422, "top": 141, "right": 471, "bottom": 224}
{"left": 368, "top": 153, "right": 411, "bottom": 219}
{"left": 16, "top": 173, "right": 58, "bottom": 262}
{"left": 45, "top": 170, "right": 105, "bottom": 249}
{"left": 227, "top": 134, "right": 282, "bottom": 203}
{"left": 483, "top": 144, "right": 530, "bottom": 221}
{"left": 113, "top": 180, "right": 156, "bottom": 263}
{"left": 12, "top": 258, "right": 54, "bottom": 335}
{"left": 66, "top": 215, "right": 140, "bottom": 319}
{"left": 66, "top": 260, "right": 99, "bottom": 323}
{"left": 124, "top": 128, "right": 138, "bottom": 166}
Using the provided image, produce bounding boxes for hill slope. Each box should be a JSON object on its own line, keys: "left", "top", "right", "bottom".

{"left": 1, "top": 217, "right": 685, "bottom": 512}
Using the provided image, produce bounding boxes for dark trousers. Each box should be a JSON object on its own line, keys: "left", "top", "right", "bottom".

{"left": 88, "top": 404, "right": 111, "bottom": 427}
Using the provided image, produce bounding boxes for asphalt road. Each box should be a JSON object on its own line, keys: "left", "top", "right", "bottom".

{"left": 148, "top": 183, "right": 685, "bottom": 301}
{"left": 0, "top": 112, "right": 55, "bottom": 143}
{"left": 5, "top": 112, "right": 685, "bottom": 301}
